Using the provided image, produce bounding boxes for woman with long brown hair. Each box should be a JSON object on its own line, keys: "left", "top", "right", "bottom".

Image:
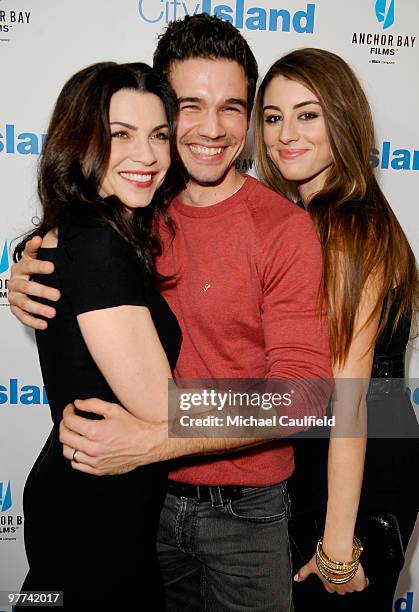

{"left": 254, "top": 48, "right": 419, "bottom": 610}
{"left": 13, "top": 61, "right": 184, "bottom": 610}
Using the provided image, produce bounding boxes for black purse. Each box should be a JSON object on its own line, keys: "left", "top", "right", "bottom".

{"left": 289, "top": 510, "right": 405, "bottom": 585}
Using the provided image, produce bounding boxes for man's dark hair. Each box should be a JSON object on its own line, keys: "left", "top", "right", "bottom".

{"left": 153, "top": 13, "right": 258, "bottom": 118}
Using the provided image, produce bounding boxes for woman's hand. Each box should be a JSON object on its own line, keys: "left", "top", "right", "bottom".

{"left": 294, "top": 554, "right": 369, "bottom": 594}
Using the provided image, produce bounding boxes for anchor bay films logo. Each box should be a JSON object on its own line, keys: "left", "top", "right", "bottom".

{"left": 0, "top": 241, "right": 10, "bottom": 307}
{"left": 0, "top": 4, "right": 32, "bottom": 45}
{"left": 0, "top": 481, "right": 23, "bottom": 542}
{"left": 351, "top": 0, "right": 416, "bottom": 66}
{"left": 138, "top": 1, "right": 316, "bottom": 34}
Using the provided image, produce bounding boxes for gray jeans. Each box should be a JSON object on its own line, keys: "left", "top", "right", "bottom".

{"left": 156, "top": 481, "right": 293, "bottom": 611}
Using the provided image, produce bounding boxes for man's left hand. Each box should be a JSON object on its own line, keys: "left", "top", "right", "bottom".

{"left": 59, "top": 399, "right": 168, "bottom": 475}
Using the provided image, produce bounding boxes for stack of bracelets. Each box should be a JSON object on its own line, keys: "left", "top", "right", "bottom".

{"left": 316, "top": 536, "right": 363, "bottom": 584}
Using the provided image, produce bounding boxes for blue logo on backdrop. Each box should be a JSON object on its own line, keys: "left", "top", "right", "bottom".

{"left": 410, "top": 387, "right": 419, "bottom": 406}
{"left": 0, "top": 240, "right": 10, "bottom": 305}
{"left": 0, "top": 481, "right": 22, "bottom": 540}
{"left": 0, "top": 241, "right": 9, "bottom": 274}
{"left": 371, "top": 142, "right": 419, "bottom": 171}
{"left": 138, "top": 1, "right": 316, "bottom": 33}
{"left": 0, "top": 481, "right": 12, "bottom": 513}
{"left": 375, "top": 0, "right": 395, "bottom": 30}
{"left": 394, "top": 592, "right": 414, "bottom": 612}
{"left": 0, "top": 124, "right": 46, "bottom": 155}
{"left": 0, "top": 379, "right": 49, "bottom": 406}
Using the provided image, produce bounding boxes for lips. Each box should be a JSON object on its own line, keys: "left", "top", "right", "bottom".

{"left": 278, "top": 149, "right": 308, "bottom": 160}
{"left": 118, "top": 170, "right": 157, "bottom": 188}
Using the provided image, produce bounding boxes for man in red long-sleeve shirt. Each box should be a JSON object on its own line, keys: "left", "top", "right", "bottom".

{"left": 9, "top": 14, "right": 332, "bottom": 612}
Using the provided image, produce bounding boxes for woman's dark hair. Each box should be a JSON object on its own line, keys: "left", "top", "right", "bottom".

{"left": 153, "top": 13, "right": 258, "bottom": 119}
{"left": 14, "top": 61, "right": 185, "bottom": 279}
{"left": 255, "top": 48, "right": 418, "bottom": 365}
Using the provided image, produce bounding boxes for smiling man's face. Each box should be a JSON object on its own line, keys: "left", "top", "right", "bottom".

{"left": 169, "top": 58, "right": 249, "bottom": 188}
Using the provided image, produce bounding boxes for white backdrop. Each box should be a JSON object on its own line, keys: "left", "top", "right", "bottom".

{"left": 0, "top": 1, "right": 418, "bottom": 610}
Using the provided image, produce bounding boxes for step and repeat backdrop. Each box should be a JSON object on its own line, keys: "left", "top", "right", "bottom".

{"left": 0, "top": 1, "right": 418, "bottom": 610}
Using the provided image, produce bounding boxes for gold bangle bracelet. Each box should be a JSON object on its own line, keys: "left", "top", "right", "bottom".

{"left": 315, "top": 536, "right": 363, "bottom": 584}
{"left": 316, "top": 552, "right": 358, "bottom": 572}
{"left": 316, "top": 560, "right": 358, "bottom": 584}
{"left": 317, "top": 536, "right": 363, "bottom": 567}
{"left": 316, "top": 558, "right": 359, "bottom": 580}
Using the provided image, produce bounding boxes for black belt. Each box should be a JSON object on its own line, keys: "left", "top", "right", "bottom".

{"left": 167, "top": 480, "right": 244, "bottom": 501}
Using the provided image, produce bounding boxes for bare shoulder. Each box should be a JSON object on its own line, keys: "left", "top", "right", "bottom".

{"left": 41, "top": 228, "right": 58, "bottom": 248}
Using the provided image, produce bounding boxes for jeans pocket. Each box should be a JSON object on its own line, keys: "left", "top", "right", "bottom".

{"left": 226, "top": 482, "right": 289, "bottom": 523}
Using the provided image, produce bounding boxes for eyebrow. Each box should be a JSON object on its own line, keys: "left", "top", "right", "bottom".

{"left": 263, "top": 100, "right": 321, "bottom": 112}
{"left": 177, "top": 97, "right": 201, "bottom": 104}
{"left": 178, "top": 96, "right": 247, "bottom": 109}
{"left": 109, "top": 121, "right": 169, "bottom": 132}
{"left": 226, "top": 98, "right": 248, "bottom": 109}
{"left": 110, "top": 121, "right": 137, "bottom": 130}
{"left": 152, "top": 123, "right": 169, "bottom": 131}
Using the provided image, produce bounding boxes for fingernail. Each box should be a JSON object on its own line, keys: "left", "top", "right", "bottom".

{"left": 294, "top": 574, "right": 299, "bottom": 582}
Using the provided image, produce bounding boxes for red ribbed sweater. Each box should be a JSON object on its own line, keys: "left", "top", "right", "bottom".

{"left": 157, "top": 176, "right": 332, "bottom": 486}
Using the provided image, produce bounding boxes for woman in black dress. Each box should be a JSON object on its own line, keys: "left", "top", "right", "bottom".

{"left": 14, "top": 62, "right": 184, "bottom": 610}
{"left": 254, "top": 48, "right": 419, "bottom": 610}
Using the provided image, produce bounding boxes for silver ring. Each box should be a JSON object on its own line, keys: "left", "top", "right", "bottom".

{"left": 72, "top": 449, "right": 80, "bottom": 463}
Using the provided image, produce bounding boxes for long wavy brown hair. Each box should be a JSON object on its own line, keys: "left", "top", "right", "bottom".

{"left": 254, "top": 48, "right": 418, "bottom": 365}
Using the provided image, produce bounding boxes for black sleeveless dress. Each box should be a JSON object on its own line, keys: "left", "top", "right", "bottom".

{"left": 19, "top": 216, "right": 181, "bottom": 611}
{"left": 289, "top": 298, "right": 419, "bottom": 611}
